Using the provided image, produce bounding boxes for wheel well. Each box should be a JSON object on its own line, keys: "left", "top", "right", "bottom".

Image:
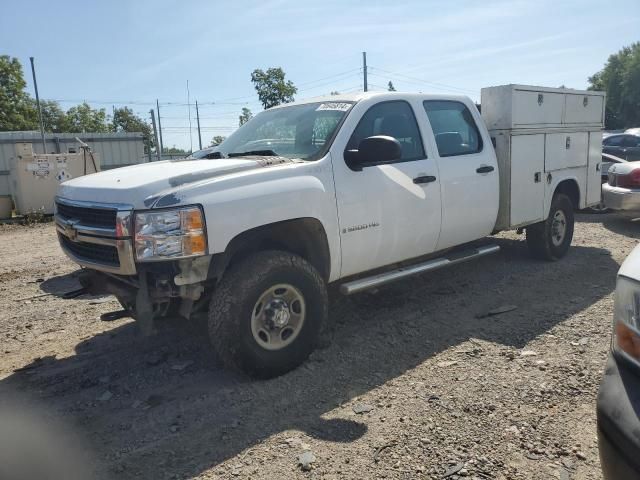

{"left": 212, "top": 218, "right": 331, "bottom": 282}
{"left": 555, "top": 179, "right": 580, "bottom": 210}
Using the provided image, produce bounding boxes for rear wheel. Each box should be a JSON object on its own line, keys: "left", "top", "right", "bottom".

{"left": 208, "top": 250, "right": 327, "bottom": 378}
{"left": 526, "top": 193, "right": 574, "bottom": 261}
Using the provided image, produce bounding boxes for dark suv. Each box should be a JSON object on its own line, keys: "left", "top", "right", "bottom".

{"left": 603, "top": 134, "right": 640, "bottom": 161}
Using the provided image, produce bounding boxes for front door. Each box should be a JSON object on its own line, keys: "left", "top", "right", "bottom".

{"left": 333, "top": 100, "right": 442, "bottom": 278}
{"left": 422, "top": 100, "right": 499, "bottom": 250}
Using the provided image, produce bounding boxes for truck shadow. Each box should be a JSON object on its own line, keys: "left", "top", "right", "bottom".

{"left": 38, "top": 270, "right": 109, "bottom": 301}
{"left": 0, "top": 238, "right": 619, "bottom": 479}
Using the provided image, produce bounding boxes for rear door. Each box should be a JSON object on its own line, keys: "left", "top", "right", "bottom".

{"left": 622, "top": 135, "right": 640, "bottom": 161}
{"left": 603, "top": 135, "right": 626, "bottom": 158}
{"left": 422, "top": 100, "right": 499, "bottom": 250}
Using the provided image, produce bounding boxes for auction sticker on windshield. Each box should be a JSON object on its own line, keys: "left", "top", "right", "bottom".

{"left": 316, "top": 102, "right": 351, "bottom": 112}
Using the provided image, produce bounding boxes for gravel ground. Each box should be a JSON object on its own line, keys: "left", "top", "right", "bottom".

{"left": 0, "top": 213, "right": 637, "bottom": 480}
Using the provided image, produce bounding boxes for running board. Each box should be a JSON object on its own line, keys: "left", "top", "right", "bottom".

{"left": 339, "top": 244, "right": 500, "bottom": 295}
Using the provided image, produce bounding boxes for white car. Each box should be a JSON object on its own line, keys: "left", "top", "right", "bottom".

{"left": 603, "top": 161, "right": 640, "bottom": 212}
{"left": 54, "top": 85, "right": 604, "bottom": 377}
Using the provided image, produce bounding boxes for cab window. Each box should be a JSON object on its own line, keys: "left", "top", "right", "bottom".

{"left": 423, "top": 100, "right": 483, "bottom": 157}
{"left": 346, "top": 101, "right": 425, "bottom": 161}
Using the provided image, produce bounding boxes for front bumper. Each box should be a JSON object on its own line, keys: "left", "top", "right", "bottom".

{"left": 597, "top": 353, "right": 640, "bottom": 479}
{"left": 602, "top": 184, "right": 640, "bottom": 211}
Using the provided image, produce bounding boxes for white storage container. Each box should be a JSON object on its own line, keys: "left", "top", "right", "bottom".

{"left": 481, "top": 84, "right": 605, "bottom": 130}
{"left": 9, "top": 143, "right": 100, "bottom": 215}
{"left": 482, "top": 85, "right": 605, "bottom": 230}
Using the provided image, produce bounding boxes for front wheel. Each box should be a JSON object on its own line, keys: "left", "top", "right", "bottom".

{"left": 208, "top": 250, "right": 327, "bottom": 378}
{"left": 526, "top": 193, "right": 575, "bottom": 261}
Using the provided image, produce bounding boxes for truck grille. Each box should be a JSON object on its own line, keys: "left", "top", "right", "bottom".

{"left": 56, "top": 202, "right": 117, "bottom": 229}
{"left": 58, "top": 234, "right": 120, "bottom": 267}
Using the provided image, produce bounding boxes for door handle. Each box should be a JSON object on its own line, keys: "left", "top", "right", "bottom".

{"left": 476, "top": 165, "right": 494, "bottom": 174}
{"left": 413, "top": 175, "right": 437, "bottom": 184}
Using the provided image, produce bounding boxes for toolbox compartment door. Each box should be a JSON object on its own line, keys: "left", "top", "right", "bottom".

{"left": 510, "top": 134, "right": 545, "bottom": 226}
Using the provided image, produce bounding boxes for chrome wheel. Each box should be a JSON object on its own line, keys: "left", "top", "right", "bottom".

{"left": 551, "top": 210, "right": 567, "bottom": 247}
{"left": 250, "top": 283, "right": 306, "bottom": 351}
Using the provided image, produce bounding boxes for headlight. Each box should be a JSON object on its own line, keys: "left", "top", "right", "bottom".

{"left": 612, "top": 275, "right": 640, "bottom": 364}
{"left": 134, "top": 206, "right": 207, "bottom": 261}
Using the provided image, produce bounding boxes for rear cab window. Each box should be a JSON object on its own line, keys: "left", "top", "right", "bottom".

{"left": 604, "top": 135, "right": 624, "bottom": 146}
{"left": 423, "top": 100, "right": 483, "bottom": 157}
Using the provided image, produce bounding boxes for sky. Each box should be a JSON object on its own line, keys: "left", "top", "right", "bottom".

{"left": 2, "top": 0, "right": 639, "bottom": 151}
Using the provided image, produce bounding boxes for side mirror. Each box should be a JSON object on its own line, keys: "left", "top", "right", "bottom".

{"left": 344, "top": 135, "right": 402, "bottom": 171}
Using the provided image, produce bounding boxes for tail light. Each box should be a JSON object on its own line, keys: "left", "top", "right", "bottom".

{"left": 616, "top": 169, "right": 640, "bottom": 188}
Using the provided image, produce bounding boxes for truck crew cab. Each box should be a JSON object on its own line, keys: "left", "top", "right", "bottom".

{"left": 55, "top": 85, "right": 605, "bottom": 378}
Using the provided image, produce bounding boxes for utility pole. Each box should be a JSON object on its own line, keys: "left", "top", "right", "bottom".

{"left": 150, "top": 109, "right": 161, "bottom": 162}
{"left": 187, "top": 80, "right": 193, "bottom": 153}
{"left": 156, "top": 99, "right": 164, "bottom": 155}
{"left": 195, "top": 100, "right": 202, "bottom": 150}
{"left": 362, "top": 51, "right": 368, "bottom": 92}
{"left": 29, "top": 57, "right": 46, "bottom": 152}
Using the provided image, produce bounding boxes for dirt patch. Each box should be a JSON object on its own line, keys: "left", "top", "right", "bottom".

{"left": 0, "top": 214, "right": 635, "bottom": 479}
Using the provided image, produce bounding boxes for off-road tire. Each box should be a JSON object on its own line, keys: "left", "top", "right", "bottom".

{"left": 526, "top": 193, "right": 574, "bottom": 261}
{"left": 208, "top": 250, "right": 327, "bottom": 378}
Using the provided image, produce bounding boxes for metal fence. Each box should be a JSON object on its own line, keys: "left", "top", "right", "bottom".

{"left": 0, "top": 131, "right": 147, "bottom": 196}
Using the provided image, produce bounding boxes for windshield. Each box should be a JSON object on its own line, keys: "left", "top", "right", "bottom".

{"left": 217, "top": 101, "right": 354, "bottom": 161}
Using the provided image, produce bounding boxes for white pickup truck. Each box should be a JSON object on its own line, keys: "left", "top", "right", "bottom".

{"left": 55, "top": 84, "right": 605, "bottom": 377}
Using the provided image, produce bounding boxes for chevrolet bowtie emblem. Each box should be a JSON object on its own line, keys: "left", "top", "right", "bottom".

{"left": 64, "top": 220, "right": 79, "bottom": 241}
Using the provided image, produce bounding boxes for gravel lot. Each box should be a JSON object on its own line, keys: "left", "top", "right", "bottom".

{"left": 0, "top": 214, "right": 637, "bottom": 479}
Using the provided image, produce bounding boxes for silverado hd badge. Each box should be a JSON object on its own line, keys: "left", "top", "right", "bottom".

{"left": 342, "top": 222, "right": 380, "bottom": 234}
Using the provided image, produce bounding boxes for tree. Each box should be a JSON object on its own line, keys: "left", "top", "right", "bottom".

{"left": 238, "top": 107, "right": 253, "bottom": 126}
{"left": 250, "top": 67, "right": 297, "bottom": 109}
{"left": 164, "top": 146, "right": 187, "bottom": 154}
{"left": 112, "top": 106, "right": 154, "bottom": 151}
{"left": 388, "top": 81, "right": 396, "bottom": 92}
{"left": 330, "top": 91, "right": 340, "bottom": 96}
{"left": 0, "top": 55, "right": 38, "bottom": 131}
{"left": 36, "top": 100, "right": 67, "bottom": 133}
{"left": 63, "top": 102, "right": 109, "bottom": 133}
{"left": 589, "top": 42, "right": 640, "bottom": 129}
{"left": 211, "top": 135, "right": 226, "bottom": 145}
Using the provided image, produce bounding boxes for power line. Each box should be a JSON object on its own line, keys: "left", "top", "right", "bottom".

{"left": 368, "top": 66, "right": 477, "bottom": 94}
{"left": 295, "top": 68, "right": 362, "bottom": 88}
{"left": 39, "top": 67, "right": 372, "bottom": 108}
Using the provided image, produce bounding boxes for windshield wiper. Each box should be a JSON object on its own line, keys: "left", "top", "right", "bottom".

{"left": 227, "top": 149, "right": 278, "bottom": 158}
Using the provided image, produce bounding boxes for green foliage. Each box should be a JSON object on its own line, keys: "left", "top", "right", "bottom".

{"left": 251, "top": 67, "right": 297, "bottom": 109}
{"left": 388, "top": 81, "right": 396, "bottom": 92}
{"left": 0, "top": 55, "right": 37, "bottom": 131}
{"left": 112, "top": 106, "right": 154, "bottom": 151}
{"left": 63, "top": 102, "right": 110, "bottom": 133}
{"left": 211, "top": 135, "right": 226, "bottom": 145}
{"left": 239, "top": 107, "right": 253, "bottom": 126}
{"left": 20, "top": 207, "right": 50, "bottom": 226}
{"left": 589, "top": 42, "right": 640, "bottom": 129}
{"left": 164, "top": 146, "right": 187, "bottom": 154}
{"left": 38, "top": 100, "right": 67, "bottom": 133}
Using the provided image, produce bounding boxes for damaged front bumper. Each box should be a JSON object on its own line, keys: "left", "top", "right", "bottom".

{"left": 55, "top": 197, "right": 213, "bottom": 321}
{"left": 55, "top": 197, "right": 137, "bottom": 275}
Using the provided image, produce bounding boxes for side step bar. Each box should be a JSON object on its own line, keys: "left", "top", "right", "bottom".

{"left": 339, "top": 244, "right": 500, "bottom": 295}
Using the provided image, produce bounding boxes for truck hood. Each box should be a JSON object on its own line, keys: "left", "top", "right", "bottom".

{"left": 619, "top": 243, "right": 640, "bottom": 282}
{"left": 57, "top": 156, "right": 295, "bottom": 209}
